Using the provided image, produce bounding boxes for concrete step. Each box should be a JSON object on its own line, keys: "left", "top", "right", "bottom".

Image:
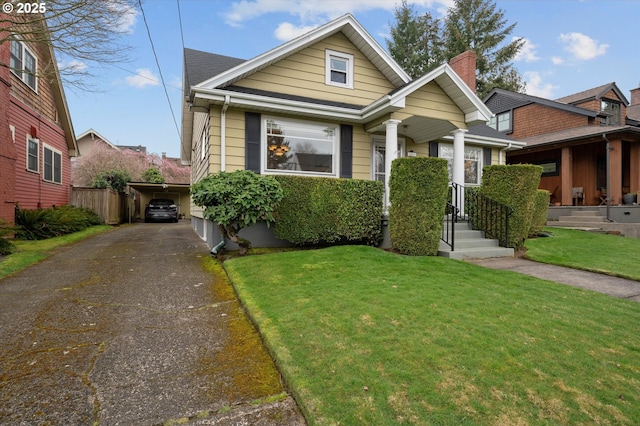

{"left": 438, "top": 246, "right": 514, "bottom": 260}
{"left": 572, "top": 211, "right": 601, "bottom": 217}
{"left": 558, "top": 215, "right": 605, "bottom": 223}
{"left": 440, "top": 220, "right": 512, "bottom": 259}
{"left": 546, "top": 221, "right": 605, "bottom": 229}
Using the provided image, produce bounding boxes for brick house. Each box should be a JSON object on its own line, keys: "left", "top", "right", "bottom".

{"left": 485, "top": 82, "right": 640, "bottom": 206}
{"left": 0, "top": 15, "right": 77, "bottom": 224}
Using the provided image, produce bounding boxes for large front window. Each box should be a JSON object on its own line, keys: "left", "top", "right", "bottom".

{"left": 439, "top": 144, "right": 482, "bottom": 185}
{"left": 263, "top": 117, "right": 338, "bottom": 176}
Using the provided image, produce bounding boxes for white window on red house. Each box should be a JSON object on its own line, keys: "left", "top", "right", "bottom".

{"left": 43, "top": 145, "right": 62, "bottom": 184}
{"left": 10, "top": 38, "right": 38, "bottom": 91}
{"left": 27, "top": 137, "right": 39, "bottom": 173}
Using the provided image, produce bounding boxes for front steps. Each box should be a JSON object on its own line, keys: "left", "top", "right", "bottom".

{"left": 546, "top": 210, "right": 606, "bottom": 230}
{"left": 438, "top": 221, "right": 514, "bottom": 260}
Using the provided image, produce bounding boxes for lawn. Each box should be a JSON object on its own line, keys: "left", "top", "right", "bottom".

{"left": 225, "top": 245, "right": 640, "bottom": 425}
{"left": 0, "top": 225, "right": 112, "bottom": 279}
{"left": 525, "top": 227, "right": 640, "bottom": 281}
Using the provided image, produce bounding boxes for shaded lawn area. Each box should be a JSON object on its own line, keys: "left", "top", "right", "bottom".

{"left": 525, "top": 227, "right": 640, "bottom": 281}
{"left": 225, "top": 245, "right": 640, "bottom": 425}
{"left": 0, "top": 226, "right": 112, "bottom": 279}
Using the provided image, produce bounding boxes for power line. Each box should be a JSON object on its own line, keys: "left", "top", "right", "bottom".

{"left": 137, "top": 0, "right": 181, "bottom": 143}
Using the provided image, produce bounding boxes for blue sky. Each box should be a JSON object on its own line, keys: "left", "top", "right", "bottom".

{"left": 63, "top": 0, "right": 640, "bottom": 158}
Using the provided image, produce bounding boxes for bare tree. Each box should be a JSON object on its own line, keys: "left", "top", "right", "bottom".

{"left": 1, "top": 0, "right": 137, "bottom": 89}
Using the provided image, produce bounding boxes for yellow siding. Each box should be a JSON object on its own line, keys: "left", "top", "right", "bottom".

{"left": 394, "top": 82, "right": 466, "bottom": 129}
{"left": 352, "top": 126, "right": 372, "bottom": 180}
{"left": 234, "top": 32, "right": 395, "bottom": 106}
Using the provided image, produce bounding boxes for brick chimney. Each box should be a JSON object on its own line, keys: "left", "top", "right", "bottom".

{"left": 630, "top": 84, "right": 640, "bottom": 106}
{"left": 449, "top": 50, "right": 477, "bottom": 93}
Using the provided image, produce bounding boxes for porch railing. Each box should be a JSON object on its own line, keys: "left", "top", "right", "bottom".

{"left": 441, "top": 183, "right": 514, "bottom": 250}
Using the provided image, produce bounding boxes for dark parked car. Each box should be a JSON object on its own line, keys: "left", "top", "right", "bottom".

{"left": 144, "top": 199, "right": 179, "bottom": 223}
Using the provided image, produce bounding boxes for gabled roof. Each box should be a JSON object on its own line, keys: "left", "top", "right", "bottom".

{"left": 76, "top": 128, "right": 120, "bottom": 151}
{"left": 193, "top": 13, "right": 409, "bottom": 93}
{"left": 484, "top": 87, "right": 598, "bottom": 118}
{"left": 555, "top": 82, "right": 629, "bottom": 106}
{"left": 183, "top": 48, "right": 245, "bottom": 99}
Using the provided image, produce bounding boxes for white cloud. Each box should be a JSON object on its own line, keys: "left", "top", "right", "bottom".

{"left": 58, "top": 59, "right": 88, "bottom": 72}
{"left": 513, "top": 37, "right": 540, "bottom": 62}
{"left": 559, "top": 32, "right": 608, "bottom": 60}
{"left": 223, "top": 0, "right": 452, "bottom": 28}
{"left": 524, "top": 71, "right": 558, "bottom": 98}
{"left": 551, "top": 56, "right": 564, "bottom": 65}
{"left": 125, "top": 68, "right": 160, "bottom": 88}
{"left": 99, "top": 0, "right": 138, "bottom": 34}
{"left": 274, "top": 22, "right": 320, "bottom": 41}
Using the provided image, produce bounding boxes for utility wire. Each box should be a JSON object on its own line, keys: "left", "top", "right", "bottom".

{"left": 137, "top": 0, "right": 181, "bottom": 144}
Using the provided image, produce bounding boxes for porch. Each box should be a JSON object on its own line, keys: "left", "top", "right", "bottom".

{"left": 546, "top": 206, "right": 640, "bottom": 238}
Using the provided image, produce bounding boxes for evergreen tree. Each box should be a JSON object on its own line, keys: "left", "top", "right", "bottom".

{"left": 444, "top": 0, "right": 525, "bottom": 98}
{"left": 387, "top": 0, "right": 445, "bottom": 79}
{"left": 387, "top": 0, "right": 525, "bottom": 98}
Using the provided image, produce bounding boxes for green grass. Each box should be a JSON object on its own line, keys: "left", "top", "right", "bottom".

{"left": 0, "top": 225, "right": 112, "bottom": 279}
{"left": 525, "top": 227, "right": 640, "bottom": 281}
{"left": 225, "top": 245, "right": 640, "bottom": 425}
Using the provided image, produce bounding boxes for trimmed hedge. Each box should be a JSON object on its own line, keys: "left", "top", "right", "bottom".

{"left": 273, "top": 175, "right": 384, "bottom": 246}
{"left": 389, "top": 157, "right": 449, "bottom": 256}
{"left": 479, "top": 165, "right": 543, "bottom": 249}
{"left": 529, "top": 189, "right": 550, "bottom": 236}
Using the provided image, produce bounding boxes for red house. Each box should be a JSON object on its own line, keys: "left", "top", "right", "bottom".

{"left": 485, "top": 83, "right": 640, "bottom": 207}
{"left": 0, "top": 15, "right": 77, "bottom": 224}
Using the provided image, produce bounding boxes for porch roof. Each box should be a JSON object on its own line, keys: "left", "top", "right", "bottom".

{"left": 518, "top": 125, "right": 640, "bottom": 149}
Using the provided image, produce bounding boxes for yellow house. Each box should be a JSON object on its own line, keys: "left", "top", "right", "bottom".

{"left": 181, "top": 14, "right": 522, "bottom": 247}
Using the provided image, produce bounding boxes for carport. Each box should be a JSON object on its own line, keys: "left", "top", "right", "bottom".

{"left": 127, "top": 182, "right": 191, "bottom": 222}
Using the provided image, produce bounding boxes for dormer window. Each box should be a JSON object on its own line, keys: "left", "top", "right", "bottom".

{"left": 10, "top": 38, "right": 37, "bottom": 91}
{"left": 488, "top": 111, "right": 511, "bottom": 132}
{"left": 325, "top": 50, "right": 353, "bottom": 89}
{"left": 600, "top": 100, "right": 621, "bottom": 125}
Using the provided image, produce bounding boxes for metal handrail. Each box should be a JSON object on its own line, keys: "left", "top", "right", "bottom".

{"left": 442, "top": 182, "right": 514, "bottom": 249}
{"left": 467, "top": 190, "right": 513, "bottom": 248}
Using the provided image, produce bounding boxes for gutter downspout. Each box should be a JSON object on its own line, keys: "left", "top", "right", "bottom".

{"left": 211, "top": 96, "right": 231, "bottom": 256}
{"left": 220, "top": 95, "right": 230, "bottom": 172}
{"left": 499, "top": 142, "right": 512, "bottom": 164}
{"left": 603, "top": 134, "right": 612, "bottom": 222}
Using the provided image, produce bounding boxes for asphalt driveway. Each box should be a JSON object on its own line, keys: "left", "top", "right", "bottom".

{"left": 0, "top": 222, "right": 305, "bottom": 425}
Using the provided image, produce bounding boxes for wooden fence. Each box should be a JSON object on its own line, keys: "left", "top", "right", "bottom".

{"left": 71, "top": 188, "right": 128, "bottom": 225}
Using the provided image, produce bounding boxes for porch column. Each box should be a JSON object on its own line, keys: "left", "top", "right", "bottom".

{"left": 630, "top": 142, "right": 640, "bottom": 194}
{"left": 383, "top": 119, "right": 402, "bottom": 208}
{"left": 452, "top": 129, "right": 467, "bottom": 214}
{"left": 609, "top": 139, "right": 623, "bottom": 205}
{"left": 561, "top": 147, "right": 573, "bottom": 206}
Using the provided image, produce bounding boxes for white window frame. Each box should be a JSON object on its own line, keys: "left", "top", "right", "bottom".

{"left": 261, "top": 116, "right": 339, "bottom": 177}
{"left": 200, "top": 118, "right": 209, "bottom": 162}
{"left": 43, "top": 144, "right": 62, "bottom": 184}
{"left": 371, "top": 136, "right": 406, "bottom": 183}
{"left": 439, "top": 144, "right": 483, "bottom": 186}
{"left": 325, "top": 50, "right": 354, "bottom": 89}
{"left": 10, "top": 38, "right": 38, "bottom": 92}
{"left": 26, "top": 135, "right": 39, "bottom": 173}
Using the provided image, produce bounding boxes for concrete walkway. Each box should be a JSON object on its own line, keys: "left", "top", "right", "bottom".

{"left": 468, "top": 257, "right": 640, "bottom": 303}
{"left": 0, "top": 222, "right": 305, "bottom": 425}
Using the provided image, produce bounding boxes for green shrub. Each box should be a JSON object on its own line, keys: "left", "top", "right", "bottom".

{"left": 529, "top": 190, "right": 550, "bottom": 236}
{"left": 273, "top": 176, "right": 384, "bottom": 246}
{"left": 479, "top": 165, "right": 543, "bottom": 249}
{"left": 15, "top": 205, "right": 103, "bottom": 240}
{"left": 389, "top": 157, "right": 449, "bottom": 256}
{"left": 191, "top": 170, "right": 283, "bottom": 255}
{"left": 0, "top": 218, "right": 17, "bottom": 255}
{"left": 92, "top": 169, "right": 131, "bottom": 192}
